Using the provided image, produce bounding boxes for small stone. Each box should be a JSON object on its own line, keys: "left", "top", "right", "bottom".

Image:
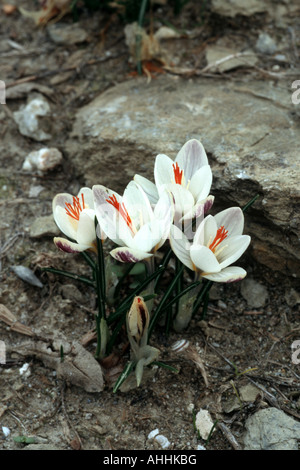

{"left": 29, "top": 215, "right": 60, "bottom": 238}
{"left": 13, "top": 94, "right": 51, "bottom": 141}
{"left": 22, "top": 148, "right": 63, "bottom": 173}
{"left": 195, "top": 409, "right": 215, "bottom": 440}
{"left": 284, "top": 288, "right": 300, "bottom": 307}
{"left": 239, "top": 384, "right": 261, "bottom": 402}
{"left": 60, "top": 284, "right": 84, "bottom": 303}
{"left": 255, "top": 33, "right": 277, "bottom": 55}
{"left": 240, "top": 278, "right": 268, "bottom": 308}
{"left": 47, "top": 23, "right": 88, "bottom": 45}
{"left": 244, "top": 407, "right": 300, "bottom": 450}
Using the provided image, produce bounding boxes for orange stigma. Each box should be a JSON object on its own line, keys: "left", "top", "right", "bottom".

{"left": 173, "top": 162, "right": 184, "bottom": 185}
{"left": 209, "top": 226, "right": 228, "bottom": 253}
{"left": 65, "top": 194, "right": 85, "bottom": 220}
{"left": 106, "top": 194, "right": 133, "bottom": 230}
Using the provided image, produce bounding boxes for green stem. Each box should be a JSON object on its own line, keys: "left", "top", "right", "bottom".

{"left": 154, "top": 248, "right": 172, "bottom": 291}
{"left": 148, "top": 264, "right": 185, "bottom": 339}
{"left": 242, "top": 194, "right": 260, "bottom": 212}
{"left": 41, "top": 267, "right": 95, "bottom": 287}
{"left": 192, "top": 280, "right": 213, "bottom": 318}
{"left": 107, "top": 266, "right": 165, "bottom": 325}
{"left": 81, "top": 251, "right": 96, "bottom": 271}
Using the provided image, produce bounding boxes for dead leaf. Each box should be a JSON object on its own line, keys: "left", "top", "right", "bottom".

{"left": 19, "top": 0, "right": 71, "bottom": 26}
{"left": 0, "top": 304, "right": 35, "bottom": 337}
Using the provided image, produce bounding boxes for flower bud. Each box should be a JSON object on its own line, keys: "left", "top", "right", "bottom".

{"left": 127, "top": 296, "right": 149, "bottom": 346}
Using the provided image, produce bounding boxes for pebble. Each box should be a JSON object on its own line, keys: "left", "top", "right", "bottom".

{"left": 22, "top": 148, "right": 63, "bottom": 173}
{"left": 195, "top": 409, "right": 215, "bottom": 440}
{"left": 244, "top": 407, "right": 300, "bottom": 450}
{"left": 47, "top": 23, "right": 88, "bottom": 45}
{"left": 240, "top": 278, "right": 268, "bottom": 308}
{"left": 29, "top": 214, "right": 60, "bottom": 239}
{"left": 147, "top": 429, "right": 171, "bottom": 449}
{"left": 255, "top": 33, "right": 277, "bottom": 55}
{"left": 11, "top": 265, "right": 43, "bottom": 288}
{"left": 13, "top": 94, "right": 51, "bottom": 141}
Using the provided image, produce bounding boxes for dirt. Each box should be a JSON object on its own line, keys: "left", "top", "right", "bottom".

{"left": 0, "top": 1, "right": 300, "bottom": 451}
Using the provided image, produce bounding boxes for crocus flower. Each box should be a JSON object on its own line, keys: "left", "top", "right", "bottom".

{"left": 134, "top": 139, "right": 214, "bottom": 231}
{"left": 53, "top": 187, "right": 104, "bottom": 253}
{"left": 92, "top": 180, "right": 173, "bottom": 263}
{"left": 170, "top": 207, "right": 251, "bottom": 282}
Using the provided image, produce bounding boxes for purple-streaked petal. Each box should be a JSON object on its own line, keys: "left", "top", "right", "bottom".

{"left": 53, "top": 237, "right": 90, "bottom": 253}
{"left": 190, "top": 245, "right": 221, "bottom": 273}
{"left": 110, "top": 247, "right": 153, "bottom": 263}
{"left": 175, "top": 139, "right": 208, "bottom": 181}
{"left": 202, "top": 266, "right": 247, "bottom": 283}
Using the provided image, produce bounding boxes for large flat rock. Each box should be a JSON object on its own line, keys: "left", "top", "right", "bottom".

{"left": 66, "top": 76, "right": 300, "bottom": 280}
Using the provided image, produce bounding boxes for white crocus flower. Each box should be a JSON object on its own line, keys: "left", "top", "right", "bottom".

{"left": 53, "top": 187, "right": 104, "bottom": 253}
{"left": 134, "top": 139, "right": 214, "bottom": 231}
{"left": 170, "top": 207, "right": 251, "bottom": 282}
{"left": 92, "top": 181, "right": 173, "bottom": 263}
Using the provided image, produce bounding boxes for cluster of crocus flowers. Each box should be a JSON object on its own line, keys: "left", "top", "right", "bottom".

{"left": 52, "top": 139, "right": 251, "bottom": 283}
{"left": 51, "top": 139, "right": 252, "bottom": 380}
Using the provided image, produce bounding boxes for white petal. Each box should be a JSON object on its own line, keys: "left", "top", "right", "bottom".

{"left": 202, "top": 266, "right": 247, "bottom": 283}
{"left": 132, "top": 223, "right": 160, "bottom": 253}
{"left": 79, "top": 187, "right": 94, "bottom": 209}
{"left": 76, "top": 210, "right": 96, "bottom": 245}
{"left": 110, "top": 246, "right": 153, "bottom": 263}
{"left": 189, "top": 165, "right": 212, "bottom": 202}
{"left": 93, "top": 185, "right": 130, "bottom": 246}
{"left": 218, "top": 235, "right": 251, "bottom": 269}
{"left": 154, "top": 153, "right": 175, "bottom": 189}
{"left": 123, "top": 181, "right": 153, "bottom": 229}
{"left": 54, "top": 237, "right": 90, "bottom": 254}
{"left": 175, "top": 139, "right": 208, "bottom": 181}
{"left": 167, "top": 184, "right": 195, "bottom": 222}
{"left": 53, "top": 204, "right": 78, "bottom": 241}
{"left": 169, "top": 225, "right": 194, "bottom": 271}
{"left": 52, "top": 193, "right": 78, "bottom": 240}
{"left": 190, "top": 245, "right": 221, "bottom": 273}
{"left": 214, "top": 207, "right": 244, "bottom": 237}
{"left": 194, "top": 214, "right": 218, "bottom": 246}
{"left": 134, "top": 174, "right": 159, "bottom": 205}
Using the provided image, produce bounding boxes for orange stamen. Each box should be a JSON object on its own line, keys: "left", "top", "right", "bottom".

{"left": 65, "top": 193, "right": 85, "bottom": 220}
{"left": 173, "top": 162, "right": 184, "bottom": 185}
{"left": 209, "top": 226, "right": 228, "bottom": 253}
{"left": 106, "top": 194, "right": 133, "bottom": 230}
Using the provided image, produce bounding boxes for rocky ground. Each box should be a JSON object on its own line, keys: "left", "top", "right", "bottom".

{"left": 0, "top": 0, "right": 300, "bottom": 451}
